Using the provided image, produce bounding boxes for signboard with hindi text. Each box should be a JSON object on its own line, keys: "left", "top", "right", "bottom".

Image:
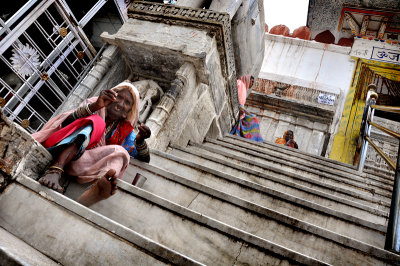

{"left": 351, "top": 38, "right": 400, "bottom": 65}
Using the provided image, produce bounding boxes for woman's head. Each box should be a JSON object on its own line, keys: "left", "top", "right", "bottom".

{"left": 284, "top": 130, "right": 294, "bottom": 141}
{"left": 109, "top": 81, "right": 140, "bottom": 126}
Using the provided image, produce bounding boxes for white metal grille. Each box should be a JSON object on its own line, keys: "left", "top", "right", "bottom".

{"left": 0, "top": 0, "right": 106, "bottom": 133}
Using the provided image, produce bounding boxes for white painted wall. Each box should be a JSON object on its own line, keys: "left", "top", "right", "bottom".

{"left": 259, "top": 33, "right": 355, "bottom": 97}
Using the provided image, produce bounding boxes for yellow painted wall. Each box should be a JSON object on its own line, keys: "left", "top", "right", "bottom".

{"left": 329, "top": 58, "right": 400, "bottom": 164}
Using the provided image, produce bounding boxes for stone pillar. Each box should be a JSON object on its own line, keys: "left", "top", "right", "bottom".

{"left": 54, "top": 45, "right": 120, "bottom": 115}
{"left": 146, "top": 63, "right": 195, "bottom": 143}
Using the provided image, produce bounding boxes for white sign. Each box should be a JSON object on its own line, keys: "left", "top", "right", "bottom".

{"left": 351, "top": 38, "right": 400, "bottom": 65}
{"left": 318, "top": 93, "right": 335, "bottom": 106}
{"left": 371, "top": 47, "right": 400, "bottom": 64}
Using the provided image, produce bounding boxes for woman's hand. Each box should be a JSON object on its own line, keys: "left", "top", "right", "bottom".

{"left": 91, "top": 89, "right": 118, "bottom": 112}
{"left": 136, "top": 123, "right": 151, "bottom": 144}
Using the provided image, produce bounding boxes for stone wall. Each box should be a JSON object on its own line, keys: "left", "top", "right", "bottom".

{"left": 246, "top": 91, "right": 333, "bottom": 156}
{"left": 100, "top": 13, "right": 238, "bottom": 151}
{"left": 231, "top": 0, "right": 265, "bottom": 78}
{"left": 0, "top": 109, "right": 51, "bottom": 191}
{"left": 254, "top": 33, "right": 356, "bottom": 157}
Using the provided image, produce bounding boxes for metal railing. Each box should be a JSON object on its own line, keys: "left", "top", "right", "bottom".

{"left": 0, "top": 0, "right": 109, "bottom": 133}
{"left": 358, "top": 84, "right": 400, "bottom": 253}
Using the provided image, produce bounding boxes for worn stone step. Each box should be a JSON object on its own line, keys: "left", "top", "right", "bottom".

{"left": 225, "top": 135, "right": 394, "bottom": 190}
{"left": 130, "top": 157, "right": 387, "bottom": 247}
{"left": 149, "top": 149, "right": 387, "bottom": 232}
{"left": 168, "top": 145, "right": 389, "bottom": 221}
{"left": 364, "top": 165, "right": 395, "bottom": 183}
{"left": 200, "top": 140, "right": 392, "bottom": 200}
{"left": 171, "top": 144, "right": 390, "bottom": 212}
{"left": 0, "top": 175, "right": 202, "bottom": 266}
{"left": 0, "top": 227, "right": 58, "bottom": 266}
{"left": 81, "top": 175, "right": 326, "bottom": 265}
{"left": 216, "top": 136, "right": 393, "bottom": 192}
{"left": 225, "top": 134, "right": 357, "bottom": 171}
{"left": 122, "top": 159, "right": 400, "bottom": 265}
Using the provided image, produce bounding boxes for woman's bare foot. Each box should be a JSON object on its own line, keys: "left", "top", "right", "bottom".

{"left": 39, "top": 168, "right": 64, "bottom": 193}
{"left": 77, "top": 169, "right": 117, "bottom": 207}
{"left": 95, "top": 169, "right": 118, "bottom": 200}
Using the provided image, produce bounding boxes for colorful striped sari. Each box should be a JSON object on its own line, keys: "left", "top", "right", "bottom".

{"left": 230, "top": 105, "right": 263, "bottom": 142}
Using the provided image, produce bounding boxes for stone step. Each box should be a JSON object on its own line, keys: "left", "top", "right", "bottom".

{"left": 123, "top": 157, "right": 400, "bottom": 265}
{"left": 364, "top": 165, "right": 395, "bottom": 183}
{"left": 225, "top": 134, "right": 395, "bottom": 188}
{"left": 219, "top": 136, "right": 394, "bottom": 190}
{"left": 149, "top": 149, "right": 387, "bottom": 233}
{"left": 202, "top": 138, "right": 392, "bottom": 200}
{"left": 167, "top": 145, "right": 389, "bottom": 222}
{"left": 226, "top": 134, "right": 394, "bottom": 191}
{"left": 0, "top": 174, "right": 202, "bottom": 266}
{"left": 133, "top": 155, "right": 387, "bottom": 246}
{"left": 225, "top": 134, "right": 357, "bottom": 172}
{"left": 79, "top": 173, "right": 327, "bottom": 265}
{"left": 0, "top": 227, "right": 58, "bottom": 266}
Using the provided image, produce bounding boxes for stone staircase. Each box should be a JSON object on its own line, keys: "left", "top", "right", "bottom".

{"left": 1, "top": 134, "right": 399, "bottom": 265}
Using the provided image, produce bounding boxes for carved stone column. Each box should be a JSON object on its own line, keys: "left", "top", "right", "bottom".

{"left": 146, "top": 63, "right": 194, "bottom": 142}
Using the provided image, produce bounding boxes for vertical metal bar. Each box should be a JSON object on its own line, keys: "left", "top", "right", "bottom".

{"left": 358, "top": 86, "right": 378, "bottom": 172}
{"left": 385, "top": 144, "right": 400, "bottom": 252}
{"left": 54, "top": 0, "right": 96, "bottom": 58}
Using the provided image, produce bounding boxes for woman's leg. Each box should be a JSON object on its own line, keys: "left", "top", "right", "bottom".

{"left": 39, "top": 142, "right": 79, "bottom": 192}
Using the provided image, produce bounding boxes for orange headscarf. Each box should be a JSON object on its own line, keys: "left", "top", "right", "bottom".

{"left": 275, "top": 130, "right": 295, "bottom": 146}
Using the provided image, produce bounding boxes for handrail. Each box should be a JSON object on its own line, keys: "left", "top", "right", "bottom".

{"left": 357, "top": 84, "right": 400, "bottom": 253}
{"left": 365, "top": 136, "right": 396, "bottom": 170}
{"left": 371, "top": 105, "right": 400, "bottom": 114}
{"left": 369, "top": 121, "right": 400, "bottom": 140}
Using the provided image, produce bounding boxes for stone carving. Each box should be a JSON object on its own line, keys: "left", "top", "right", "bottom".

{"left": 132, "top": 80, "right": 164, "bottom": 123}
{"left": 255, "top": 78, "right": 339, "bottom": 109}
{"left": 146, "top": 63, "right": 192, "bottom": 140}
{"left": 274, "top": 82, "right": 290, "bottom": 97}
{"left": 128, "top": 1, "right": 239, "bottom": 118}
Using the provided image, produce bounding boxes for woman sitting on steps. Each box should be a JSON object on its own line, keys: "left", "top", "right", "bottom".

{"left": 32, "top": 81, "right": 151, "bottom": 206}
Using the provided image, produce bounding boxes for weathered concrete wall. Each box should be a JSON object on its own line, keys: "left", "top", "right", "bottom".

{"left": 261, "top": 33, "right": 354, "bottom": 98}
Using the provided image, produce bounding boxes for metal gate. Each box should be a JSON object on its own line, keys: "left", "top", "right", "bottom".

{"left": 0, "top": 0, "right": 102, "bottom": 133}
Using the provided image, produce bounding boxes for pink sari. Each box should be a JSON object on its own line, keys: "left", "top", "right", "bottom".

{"left": 32, "top": 82, "right": 140, "bottom": 184}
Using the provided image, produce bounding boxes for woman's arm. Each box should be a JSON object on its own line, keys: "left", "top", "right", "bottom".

{"left": 62, "top": 89, "right": 118, "bottom": 127}
{"left": 121, "top": 123, "right": 151, "bottom": 162}
{"left": 135, "top": 123, "right": 151, "bottom": 163}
